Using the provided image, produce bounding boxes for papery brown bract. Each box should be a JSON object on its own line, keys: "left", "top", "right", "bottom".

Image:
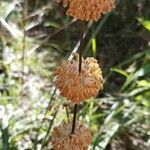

{"left": 54, "top": 54, "right": 104, "bottom": 103}
{"left": 57, "top": 0, "right": 116, "bottom": 21}
{"left": 52, "top": 121, "right": 92, "bottom": 150}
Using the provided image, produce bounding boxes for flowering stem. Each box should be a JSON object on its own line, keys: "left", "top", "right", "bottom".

{"left": 71, "top": 21, "right": 85, "bottom": 134}
{"left": 71, "top": 104, "right": 78, "bottom": 134}
{"left": 78, "top": 21, "right": 85, "bottom": 73}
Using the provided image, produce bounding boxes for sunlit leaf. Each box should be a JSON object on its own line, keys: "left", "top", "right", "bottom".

{"left": 111, "top": 68, "right": 128, "bottom": 77}
{"left": 137, "top": 80, "right": 150, "bottom": 87}
{"left": 92, "top": 38, "right": 97, "bottom": 57}
{"left": 137, "top": 17, "right": 150, "bottom": 31}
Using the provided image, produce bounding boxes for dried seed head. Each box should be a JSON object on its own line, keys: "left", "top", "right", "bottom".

{"left": 52, "top": 121, "right": 92, "bottom": 150}
{"left": 54, "top": 53, "right": 104, "bottom": 103}
{"left": 57, "top": 0, "right": 116, "bottom": 21}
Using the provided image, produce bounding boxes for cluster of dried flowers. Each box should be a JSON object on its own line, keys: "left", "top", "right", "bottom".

{"left": 52, "top": 0, "right": 116, "bottom": 149}
{"left": 54, "top": 54, "right": 103, "bottom": 103}
{"left": 57, "top": 0, "right": 116, "bottom": 21}
{"left": 53, "top": 54, "right": 103, "bottom": 149}
{"left": 52, "top": 121, "right": 92, "bottom": 150}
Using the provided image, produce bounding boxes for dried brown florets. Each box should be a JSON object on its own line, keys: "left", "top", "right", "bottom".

{"left": 57, "top": 0, "right": 116, "bottom": 21}
{"left": 52, "top": 121, "right": 92, "bottom": 150}
{"left": 54, "top": 54, "right": 104, "bottom": 103}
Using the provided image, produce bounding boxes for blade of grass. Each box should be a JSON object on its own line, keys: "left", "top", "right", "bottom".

{"left": 85, "top": 13, "right": 111, "bottom": 53}
{"left": 40, "top": 110, "right": 59, "bottom": 150}
{"left": 34, "top": 90, "right": 56, "bottom": 149}
{"left": 1, "top": 127, "right": 9, "bottom": 150}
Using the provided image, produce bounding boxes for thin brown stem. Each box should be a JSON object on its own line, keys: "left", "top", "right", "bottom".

{"left": 78, "top": 21, "right": 85, "bottom": 73}
{"left": 71, "top": 104, "right": 78, "bottom": 134}
{"left": 71, "top": 21, "right": 85, "bottom": 134}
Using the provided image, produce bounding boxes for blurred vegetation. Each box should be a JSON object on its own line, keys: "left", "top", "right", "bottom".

{"left": 0, "top": 0, "right": 150, "bottom": 150}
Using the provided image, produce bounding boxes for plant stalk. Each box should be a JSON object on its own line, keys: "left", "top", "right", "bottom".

{"left": 71, "top": 21, "right": 85, "bottom": 134}
{"left": 78, "top": 21, "right": 85, "bottom": 73}
{"left": 71, "top": 104, "right": 78, "bottom": 134}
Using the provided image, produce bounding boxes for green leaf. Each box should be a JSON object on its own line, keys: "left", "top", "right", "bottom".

{"left": 142, "top": 99, "right": 150, "bottom": 107}
{"left": 92, "top": 38, "right": 97, "bottom": 57}
{"left": 1, "top": 127, "right": 9, "bottom": 150}
{"left": 137, "top": 80, "right": 150, "bottom": 87}
{"left": 111, "top": 68, "right": 128, "bottom": 77}
{"left": 121, "top": 64, "right": 150, "bottom": 92}
{"left": 137, "top": 18, "right": 150, "bottom": 31}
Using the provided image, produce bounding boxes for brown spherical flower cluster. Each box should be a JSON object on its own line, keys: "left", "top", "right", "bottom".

{"left": 54, "top": 54, "right": 104, "bottom": 103}
{"left": 52, "top": 121, "right": 92, "bottom": 150}
{"left": 56, "top": 0, "right": 116, "bottom": 21}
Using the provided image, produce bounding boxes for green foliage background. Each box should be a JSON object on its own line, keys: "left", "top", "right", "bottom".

{"left": 0, "top": 0, "right": 150, "bottom": 149}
